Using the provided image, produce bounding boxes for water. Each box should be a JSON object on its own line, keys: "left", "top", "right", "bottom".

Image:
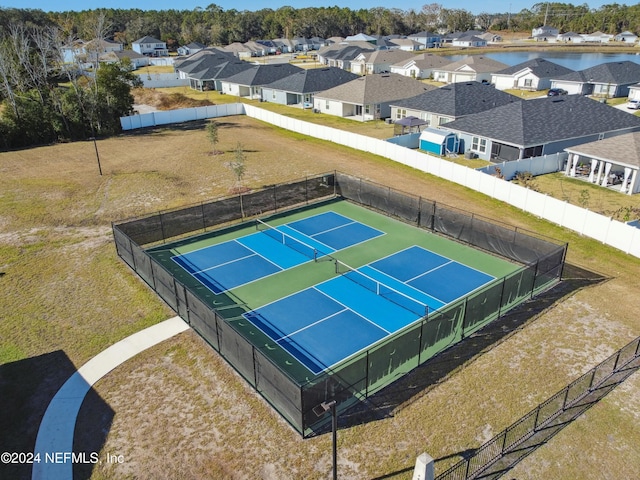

{"left": 443, "top": 51, "right": 640, "bottom": 70}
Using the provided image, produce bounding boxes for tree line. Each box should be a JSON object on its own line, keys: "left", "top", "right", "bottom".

{"left": 2, "top": 3, "right": 640, "bottom": 50}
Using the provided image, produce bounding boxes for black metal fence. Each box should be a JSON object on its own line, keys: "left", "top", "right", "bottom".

{"left": 112, "top": 172, "right": 568, "bottom": 436}
{"left": 435, "top": 336, "right": 640, "bottom": 480}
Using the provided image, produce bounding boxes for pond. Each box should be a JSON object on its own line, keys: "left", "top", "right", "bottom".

{"left": 443, "top": 51, "right": 640, "bottom": 70}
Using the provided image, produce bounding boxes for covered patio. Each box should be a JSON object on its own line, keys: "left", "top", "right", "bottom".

{"left": 564, "top": 132, "right": 640, "bottom": 194}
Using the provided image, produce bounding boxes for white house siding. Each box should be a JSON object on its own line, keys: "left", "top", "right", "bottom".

{"left": 628, "top": 86, "right": 640, "bottom": 101}
{"left": 551, "top": 81, "right": 585, "bottom": 95}
{"left": 492, "top": 75, "right": 516, "bottom": 91}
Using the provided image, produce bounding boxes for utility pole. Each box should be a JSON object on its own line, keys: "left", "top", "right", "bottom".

{"left": 544, "top": 3, "right": 549, "bottom": 26}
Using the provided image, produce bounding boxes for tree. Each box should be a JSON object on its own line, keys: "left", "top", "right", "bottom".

{"left": 206, "top": 120, "right": 221, "bottom": 155}
{"left": 229, "top": 141, "right": 248, "bottom": 216}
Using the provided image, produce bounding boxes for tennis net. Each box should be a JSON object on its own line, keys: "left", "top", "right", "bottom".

{"left": 256, "top": 218, "right": 318, "bottom": 261}
{"left": 335, "top": 260, "right": 429, "bottom": 318}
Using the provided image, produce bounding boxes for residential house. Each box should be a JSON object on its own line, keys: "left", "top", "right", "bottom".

{"left": 174, "top": 48, "right": 248, "bottom": 90}
{"left": 628, "top": 83, "right": 640, "bottom": 101}
{"left": 62, "top": 38, "right": 124, "bottom": 64}
{"left": 313, "top": 73, "right": 434, "bottom": 121}
{"left": 256, "top": 40, "right": 278, "bottom": 55}
{"left": 273, "top": 38, "right": 296, "bottom": 53}
{"left": 132, "top": 36, "right": 168, "bottom": 57}
{"left": 557, "top": 32, "right": 584, "bottom": 43}
{"left": 260, "top": 67, "right": 359, "bottom": 108}
{"left": 387, "top": 38, "right": 423, "bottom": 51}
{"left": 177, "top": 42, "right": 206, "bottom": 56}
{"left": 581, "top": 31, "right": 613, "bottom": 43}
{"left": 243, "top": 41, "right": 267, "bottom": 56}
{"left": 440, "top": 94, "right": 640, "bottom": 162}
{"left": 551, "top": 61, "right": 640, "bottom": 97}
{"left": 223, "top": 42, "right": 253, "bottom": 58}
{"left": 350, "top": 50, "right": 415, "bottom": 75}
{"left": 452, "top": 34, "right": 487, "bottom": 48}
{"left": 219, "top": 63, "right": 303, "bottom": 98}
{"left": 318, "top": 44, "right": 376, "bottom": 70}
{"left": 532, "top": 25, "right": 559, "bottom": 41}
{"left": 101, "top": 49, "right": 149, "bottom": 69}
{"left": 390, "top": 53, "right": 452, "bottom": 80}
{"left": 389, "top": 81, "right": 519, "bottom": 127}
{"left": 478, "top": 32, "right": 502, "bottom": 43}
{"left": 344, "top": 33, "right": 378, "bottom": 45}
{"left": 407, "top": 31, "right": 442, "bottom": 49}
{"left": 564, "top": 132, "right": 640, "bottom": 194}
{"left": 614, "top": 31, "right": 638, "bottom": 43}
{"left": 431, "top": 55, "right": 509, "bottom": 84}
{"left": 491, "top": 58, "right": 574, "bottom": 91}
{"left": 441, "top": 30, "right": 486, "bottom": 44}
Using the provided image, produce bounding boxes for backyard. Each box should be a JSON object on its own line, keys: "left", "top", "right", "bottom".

{"left": 1, "top": 113, "right": 639, "bottom": 480}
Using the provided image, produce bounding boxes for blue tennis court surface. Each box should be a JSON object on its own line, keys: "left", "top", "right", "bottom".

{"left": 243, "top": 245, "right": 495, "bottom": 374}
{"left": 172, "top": 211, "right": 384, "bottom": 294}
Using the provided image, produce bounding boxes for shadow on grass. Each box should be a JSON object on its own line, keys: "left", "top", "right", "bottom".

{"left": 0, "top": 351, "right": 113, "bottom": 480}
{"left": 335, "top": 263, "right": 608, "bottom": 432}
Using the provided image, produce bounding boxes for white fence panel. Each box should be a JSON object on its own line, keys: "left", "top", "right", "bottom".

{"left": 561, "top": 202, "right": 591, "bottom": 234}
{"left": 523, "top": 190, "right": 550, "bottom": 218}
{"left": 582, "top": 211, "right": 613, "bottom": 243}
{"left": 491, "top": 179, "right": 514, "bottom": 203}
{"left": 605, "top": 220, "right": 638, "bottom": 253}
{"left": 505, "top": 183, "right": 529, "bottom": 210}
{"left": 542, "top": 195, "right": 568, "bottom": 225}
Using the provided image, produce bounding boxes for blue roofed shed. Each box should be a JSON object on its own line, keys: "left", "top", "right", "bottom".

{"left": 419, "top": 128, "right": 459, "bottom": 156}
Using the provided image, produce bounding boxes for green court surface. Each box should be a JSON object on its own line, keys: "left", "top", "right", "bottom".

{"left": 148, "top": 198, "right": 520, "bottom": 382}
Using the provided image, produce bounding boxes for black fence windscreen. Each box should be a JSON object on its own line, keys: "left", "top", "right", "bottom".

{"left": 113, "top": 171, "right": 567, "bottom": 437}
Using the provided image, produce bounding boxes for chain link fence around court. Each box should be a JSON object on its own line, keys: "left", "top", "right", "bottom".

{"left": 112, "top": 171, "right": 567, "bottom": 437}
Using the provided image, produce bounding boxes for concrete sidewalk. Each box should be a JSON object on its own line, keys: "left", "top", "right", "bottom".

{"left": 31, "top": 316, "right": 189, "bottom": 480}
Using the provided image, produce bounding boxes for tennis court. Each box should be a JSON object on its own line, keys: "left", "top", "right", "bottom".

{"left": 123, "top": 172, "right": 567, "bottom": 435}
{"left": 244, "top": 245, "right": 494, "bottom": 374}
{"left": 171, "top": 207, "right": 497, "bottom": 375}
{"left": 171, "top": 211, "right": 384, "bottom": 294}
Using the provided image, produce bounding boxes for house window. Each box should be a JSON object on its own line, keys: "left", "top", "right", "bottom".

{"left": 272, "top": 90, "right": 276, "bottom": 100}
{"left": 471, "top": 136, "right": 487, "bottom": 153}
{"left": 524, "top": 78, "right": 533, "bottom": 87}
{"left": 396, "top": 109, "right": 407, "bottom": 120}
{"left": 421, "top": 112, "right": 431, "bottom": 125}
{"left": 438, "top": 117, "right": 451, "bottom": 125}
{"left": 325, "top": 100, "right": 329, "bottom": 110}
{"left": 365, "top": 104, "right": 371, "bottom": 115}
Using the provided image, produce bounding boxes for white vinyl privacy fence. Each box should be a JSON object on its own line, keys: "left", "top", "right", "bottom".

{"left": 120, "top": 103, "right": 640, "bottom": 258}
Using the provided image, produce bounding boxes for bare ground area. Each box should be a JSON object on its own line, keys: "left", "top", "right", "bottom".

{"left": 1, "top": 114, "right": 640, "bottom": 480}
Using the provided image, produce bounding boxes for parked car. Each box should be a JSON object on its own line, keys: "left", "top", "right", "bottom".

{"left": 627, "top": 99, "right": 640, "bottom": 110}
{"left": 547, "top": 88, "right": 568, "bottom": 96}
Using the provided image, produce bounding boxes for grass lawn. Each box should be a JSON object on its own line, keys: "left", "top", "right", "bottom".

{"left": 1, "top": 112, "right": 640, "bottom": 479}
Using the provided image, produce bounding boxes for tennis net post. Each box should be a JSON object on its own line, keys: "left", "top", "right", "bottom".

{"left": 334, "top": 259, "right": 429, "bottom": 318}
{"left": 255, "top": 218, "right": 319, "bottom": 261}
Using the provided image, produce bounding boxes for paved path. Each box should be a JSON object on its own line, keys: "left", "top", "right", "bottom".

{"left": 31, "top": 316, "right": 189, "bottom": 480}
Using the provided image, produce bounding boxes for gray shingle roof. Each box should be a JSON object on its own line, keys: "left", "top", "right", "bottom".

{"left": 493, "top": 58, "right": 574, "bottom": 78}
{"left": 553, "top": 61, "right": 640, "bottom": 85}
{"left": 315, "top": 73, "right": 435, "bottom": 104}
{"left": 437, "top": 55, "right": 509, "bottom": 74}
{"left": 390, "top": 81, "right": 519, "bottom": 118}
{"left": 262, "top": 67, "right": 359, "bottom": 93}
{"left": 221, "top": 63, "right": 303, "bottom": 86}
{"left": 443, "top": 94, "right": 640, "bottom": 147}
{"left": 565, "top": 131, "right": 640, "bottom": 168}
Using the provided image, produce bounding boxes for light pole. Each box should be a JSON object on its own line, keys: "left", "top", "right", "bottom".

{"left": 313, "top": 400, "right": 337, "bottom": 480}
